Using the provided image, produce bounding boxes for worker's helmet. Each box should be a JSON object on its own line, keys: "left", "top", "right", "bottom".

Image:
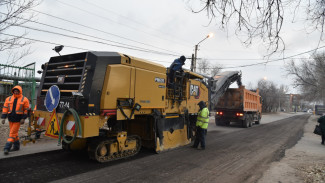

{"left": 180, "top": 55, "right": 186, "bottom": 62}
{"left": 198, "top": 101, "right": 206, "bottom": 108}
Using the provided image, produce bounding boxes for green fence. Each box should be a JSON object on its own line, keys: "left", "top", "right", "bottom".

{"left": 0, "top": 63, "right": 36, "bottom": 110}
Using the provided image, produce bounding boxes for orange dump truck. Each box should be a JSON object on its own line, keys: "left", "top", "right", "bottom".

{"left": 214, "top": 85, "right": 262, "bottom": 128}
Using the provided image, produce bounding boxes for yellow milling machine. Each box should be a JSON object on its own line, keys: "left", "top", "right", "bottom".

{"left": 31, "top": 52, "right": 209, "bottom": 162}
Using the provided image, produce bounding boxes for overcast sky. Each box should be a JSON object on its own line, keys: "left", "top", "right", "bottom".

{"left": 2, "top": 0, "right": 324, "bottom": 93}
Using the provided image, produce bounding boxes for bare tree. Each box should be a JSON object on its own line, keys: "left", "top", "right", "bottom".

{"left": 197, "top": 59, "right": 223, "bottom": 76}
{"left": 210, "top": 64, "right": 222, "bottom": 76}
{"left": 197, "top": 59, "right": 210, "bottom": 75}
{"left": 188, "top": 1, "right": 325, "bottom": 54}
{"left": 0, "top": 0, "right": 40, "bottom": 65}
{"left": 278, "top": 84, "right": 289, "bottom": 111}
{"left": 257, "top": 79, "right": 289, "bottom": 112}
{"left": 286, "top": 52, "right": 325, "bottom": 104}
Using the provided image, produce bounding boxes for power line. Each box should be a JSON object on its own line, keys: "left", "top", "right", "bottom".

{"left": 0, "top": 32, "right": 89, "bottom": 51}
{"left": 194, "top": 47, "right": 325, "bottom": 70}
{"left": 80, "top": 0, "right": 194, "bottom": 48}
{"left": 3, "top": 28, "right": 321, "bottom": 69}
{"left": 222, "top": 45, "right": 325, "bottom": 69}
{"left": 0, "top": 0, "right": 185, "bottom": 56}
{"left": 1, "top": 12, "right": 181, "bottom": 57}
{"left": 26, "top": 6, "right": 184, "bottom": 56}
{"left": 0, "top": 33, "right": 178, "bottom": 65}
{"left": 3, "top": 13, "right": 150, "bottom": 50}
{"left": 5, "top": 30, "right": 320, "bottom": 69}
{"left": 13, "top": 24, "right": 180, "bottom": 56}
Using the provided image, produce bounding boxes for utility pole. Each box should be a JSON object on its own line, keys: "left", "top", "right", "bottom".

{"left": 191, "top": 54, "right": 194, "bottom": 72}
{"left": 278, "top": 93, "right": 281, "bottom": 112}
{"left": 193, "top": 45, "right": 198, "bottom": 72}
{"left": 190, "top": 33, "right": 213, "bottom": 73}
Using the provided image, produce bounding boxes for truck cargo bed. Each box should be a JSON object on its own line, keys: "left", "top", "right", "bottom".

{"left": 214, "top": 85, "right": 262, "bottom": 128}
{"left": 216, "top": 86, "right": 261, "bottom": 112}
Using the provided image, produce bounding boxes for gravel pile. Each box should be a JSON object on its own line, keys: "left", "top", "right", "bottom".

{"left": 299, "top": 164, "right": 325, "bottom": 183}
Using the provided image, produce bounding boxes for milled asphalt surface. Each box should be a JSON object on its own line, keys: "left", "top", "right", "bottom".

{"left": 47, "top": 113, "right": 309, "bottom": 183}
{"left": 0, "top": 112, "right": 320, "bottom": 183}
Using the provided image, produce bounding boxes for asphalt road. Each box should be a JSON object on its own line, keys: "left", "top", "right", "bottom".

{"left": 0, "top": 114, "right": 309, "bottom": 183}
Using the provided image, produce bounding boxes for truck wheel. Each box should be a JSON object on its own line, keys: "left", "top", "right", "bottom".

{"left": 242, "top": 119, "right": 249, "bottom": 128}
{"left": 255, "top": 115, "right": 261, "bottom": 125}
{"left": 255, "top": 119, "right": 260, "bottom": 125}
{"left": 215, "top": 118, "right": 220, "bottom": 126}
{"left": 248, "top": 115, "right": 252, "bottom": 127}
{"left": 225, "top": 121, "right": 230, "bottom": 126}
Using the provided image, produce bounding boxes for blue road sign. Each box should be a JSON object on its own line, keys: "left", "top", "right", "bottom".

{"left": 45, "top": 85, "right": 60, "bottom": 112}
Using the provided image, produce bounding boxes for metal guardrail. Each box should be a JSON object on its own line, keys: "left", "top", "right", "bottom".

{"left": 0, "top": 63, "right": 37, "bottom": 109}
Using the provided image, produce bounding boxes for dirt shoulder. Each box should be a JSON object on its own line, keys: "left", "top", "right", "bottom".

{"left": 258, "top": 115, "right": 325, "bottom": 183}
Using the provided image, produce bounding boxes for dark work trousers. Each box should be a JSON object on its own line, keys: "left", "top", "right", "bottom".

{"left": 193, "top": 127, "right": 207, "bottom": 148}
{"left": 168, "top": 70, "right": 175, "bottom": 84}
{"left": 321, "top": 130, "right": 325, "bottom": 144}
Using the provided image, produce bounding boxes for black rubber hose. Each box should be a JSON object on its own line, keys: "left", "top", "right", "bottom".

{"left": 58, "top": 108, "right": 82, "bottom": 145}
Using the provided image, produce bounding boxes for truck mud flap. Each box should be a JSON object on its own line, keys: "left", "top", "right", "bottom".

{"left": 153, "top": 110, "right": 164, "bottom": 147}
{"left": 184, "top": 110, "right": 192, "bottom": 140}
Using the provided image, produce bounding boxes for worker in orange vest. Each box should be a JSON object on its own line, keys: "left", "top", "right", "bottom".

{"left": 1, "top": 85, "right": 30, "bottom": 155}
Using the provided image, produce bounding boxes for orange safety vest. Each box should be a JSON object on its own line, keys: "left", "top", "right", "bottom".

{"left": 2, "top": 86, "right": 29, "bottom": 116}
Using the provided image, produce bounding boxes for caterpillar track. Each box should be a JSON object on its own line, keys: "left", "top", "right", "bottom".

{"left": 88, "top": 135, "right": 141, "bottom": 163}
